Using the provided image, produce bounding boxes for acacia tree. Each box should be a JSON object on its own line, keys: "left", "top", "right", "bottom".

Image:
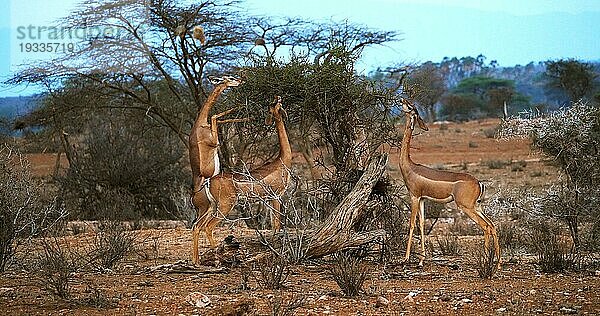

{"left": 224, "top": 23, "right": 400, "bottom": 196}
{"left": 545, "top": 59, "right": 597, "bottom": 103}
{"left": 9, "top": 0, "right": 263, "bottom": 147}
{"left": 439, "top": 93, "right": 482, "bottom": 121}
{"left": 442, "top": 76, "right": 525, "bottom": 119}
{"left": 218, "top": 26, "right": 406, "bottom": 257}
{"left": 10, "top": 0, "right": 397, "bottom": 160}
{"left": 406, "top": 62, "right": 446, "bottom": 122}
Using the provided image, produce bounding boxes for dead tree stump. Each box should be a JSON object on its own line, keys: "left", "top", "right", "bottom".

{"left": 304, "top": 153, "right": 388, "bottom": 258}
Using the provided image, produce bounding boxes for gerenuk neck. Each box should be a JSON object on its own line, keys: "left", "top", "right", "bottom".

{"left": 275, "top": 116, "right": 292, "bottom": 166}
{"left": 198, "top": 84, "right": 228, "bottom": 123}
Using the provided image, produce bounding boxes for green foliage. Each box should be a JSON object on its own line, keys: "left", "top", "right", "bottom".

{"left": 439, "top": 92, "right": 483, "bottom": 121}
{"left": 545, "top": 59, "right": 598, "bottom": 102}
{"left": 226, "top": 44, "right": 401, "bottom": 210}
{"left": 440, "top": 76, "right": 530, "bottom": 120}
{"left": 232, "top": 54, "right": 397, "bottom": 166}
{"left": 453, "top": 76, "right": 515, "bottom": 95}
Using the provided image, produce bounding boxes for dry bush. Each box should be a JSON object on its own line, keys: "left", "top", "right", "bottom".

{"left": 528, "top": 221, "right": 576, "bottom": 273}
{"left": 90, "top": 220, "right": 137, "bottom": 270}
{"left": 499, "top": 102, "right": 600, "bottom": 255}
{"left": 484, "top": 159, "right": 509, "bottom": 169}
{"left": 328, "top": 251, "right": 369, "bottom": 297}
{"left": 510, "top": 160, "right": 527, "bottom": 172}
{"left": 79, "top": 284, "right": 118, "bottom": 309}
{"left": 0, "top": 143, "right": 66, "bottom": 271}
{"left": 35, "top": 237, "right": 81, "bottom": 298}
{"left": 135, "top": 234, "right": 163, "bottom": 262}
{"left": 436, "top": 235, "right": 461, "bottom": 256}
{"left": 254, "top": 253, "right": 290, "bottom": 290}
{"left": 57, "top": 116, "right": 188, "bottom": 221}
{"left": 470, "top": 238, "right": 499, "bottom": 279}
{"left": 268, "top": 291, "right": 306, "bottom": 316}
{"left": 483, "top": 125, "right": 500, "bottom": 138}
{"left": 497, "top": 222, "right": 524, "bottom": 253}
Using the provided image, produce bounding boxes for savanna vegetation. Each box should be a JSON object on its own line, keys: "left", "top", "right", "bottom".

{"left": 1, "top": 0, "right": 600, "bottom": 314}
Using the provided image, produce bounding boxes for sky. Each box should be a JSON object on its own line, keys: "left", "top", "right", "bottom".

{"left": 1, "top": 0, "right": 599, "bottom": 97}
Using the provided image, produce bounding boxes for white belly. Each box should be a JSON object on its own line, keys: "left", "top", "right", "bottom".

{"left": 212, "top": 151, "right": 220, "bottom": 177}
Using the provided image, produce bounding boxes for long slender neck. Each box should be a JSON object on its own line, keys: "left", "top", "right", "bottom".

{"left": 400, "top": 113, "right": 415, "bottom": 169}
{"left": 198, "top": 84, "right": 228, "bottom": 123}
{"left": 275, "top": 116, "right": 292, "bottom": 166}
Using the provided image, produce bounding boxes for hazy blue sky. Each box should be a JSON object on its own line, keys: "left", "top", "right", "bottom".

{"left": 1, "top": 0, "right": 599, "bottom": 96}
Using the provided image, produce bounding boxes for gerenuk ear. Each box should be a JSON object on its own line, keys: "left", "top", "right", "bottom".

{"left": 208, "top": 76, "right": 223, "bottom": 85}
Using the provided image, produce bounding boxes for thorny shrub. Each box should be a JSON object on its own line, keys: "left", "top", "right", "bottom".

{"left": 253, "top": 253, "right": 290, "bottom": 290}
{"left": 470, "top": 238, "right": 499, "bottom": 279}
{"left": 528, "top": 220, "right": 577, "bottom": 273}
{"left": 57, "top": 116, "right": 188, "bottom": 221}
{"left": 496, "top": 222, "right": 526, "bottom": 253}
{"left": 90, "top": 220, "right": 138, "bottom": 270}
{"left": 35, "top": 237, "right": 81, "bottom": 298}
{"left": 436, "top": 235, "right": 461, "bottom": 256}
{"left": 268, "top": 291, "right": 306, "bottom": 316}
{"left": 328, "top": 251, "right": 370, "bottom": 297}
{"left": 497, "top": 101, "right": 600, "bottom": 265}
{"left": 0, "top": 143, "right": 66, "bottom": 271}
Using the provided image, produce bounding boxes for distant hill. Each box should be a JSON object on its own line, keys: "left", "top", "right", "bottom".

{"left": 0, "top": 95, "right": 41, "bottom": 135}
{"left": 0, "top": 95, "right": 40, "bottom": 119}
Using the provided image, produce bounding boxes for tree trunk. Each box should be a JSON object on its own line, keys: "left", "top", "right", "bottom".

{"left": 304, "top": 153, "right": 388, "bottom": 258}
{"left": 427, "top": 106, "right": 437, "bottom": 123}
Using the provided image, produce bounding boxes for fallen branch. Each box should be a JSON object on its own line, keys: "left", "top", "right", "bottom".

{"left": 304, "top": 153, "right": 389, "bottom": 258}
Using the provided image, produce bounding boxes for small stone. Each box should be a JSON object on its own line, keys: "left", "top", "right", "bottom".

{"left": 440, "top": 294, "right": 452, "bottom": 302}
{"left": 461, "top": 298, "right": 473, "bottom": 303}
{"left": 594, "top": 270, "right": 600, "bottom": 276}
{"left": 559, "top": 307, "right": 577, "bottom": 314}
{"left": 186, "top": 292, "right": 211, "bottom": 308}
{"left": 318, "top": 295, "right": 328, "bottom": 301}
{"left": 376, "top": 296, "right": 390, "bottom": 307}
{"left": 496, "top": 307, "right": 507, "bottom": 313}
{"left": 404, "top": 291, "right": 418, "bottom": 301}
